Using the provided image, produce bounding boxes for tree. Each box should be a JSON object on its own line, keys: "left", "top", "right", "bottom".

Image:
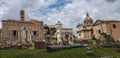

{"left": 44, "top": 24, "right": 50, "bottom": 44}
{"left": 102, "top": 33, "right": 115, "bottom": 43}
{"left": 92, "top": 36, "right": 97, "bottom": 40}
{"left": 44, "top": 24, "right": 57, "bottom": 44}
{"left": 50, "top": 28, "right": 56, "bottom": 35}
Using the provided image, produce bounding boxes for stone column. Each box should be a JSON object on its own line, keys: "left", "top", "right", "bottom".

{"left": 21, "top": 25, "right": 27, "bottom": 44}
{"left": 18, "top": 30, "right": 21, "bottom": 41}
{"left": 27, "top": 29, "right": 32, "bottom": 44}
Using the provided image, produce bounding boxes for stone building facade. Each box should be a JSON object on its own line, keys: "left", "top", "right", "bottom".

{"left": 93, "top": 20, "right": 120, "bottom": 41}
{"left": 76, "top": 13, "right": 93, "bottom": 40}
{"left": 48, "top": 21, "right": 73, "bottom": 45}
{"left": 0, "top": 10, "right": 44, "bottom": 43}
{"left": 76, "top": 13, "right": 120, "bottom": 41}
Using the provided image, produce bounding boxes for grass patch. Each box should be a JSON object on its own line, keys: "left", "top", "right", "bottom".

{"left": 0, "top": 47, "right": 120, "bottom": 58}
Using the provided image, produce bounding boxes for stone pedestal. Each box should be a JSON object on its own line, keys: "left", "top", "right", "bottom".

{"left": 29, "top": 43, "right": 35, "bottom": 49}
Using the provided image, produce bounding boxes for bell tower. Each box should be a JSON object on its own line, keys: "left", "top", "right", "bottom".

{"left": 56, "top": 21, "right": 62, "bottom": 43}
{"left": 20, "top": 9, "right": 25, "bottom": 21}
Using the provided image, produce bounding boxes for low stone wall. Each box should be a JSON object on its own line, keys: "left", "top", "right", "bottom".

{"left": 101, "top": 43, "right": 120, "bottom": 48}
{"left": 46, "top": 44, "right": 88, "bottom": 52}
{"left": 34, "top": 41, "right": 47, "bottom": 49}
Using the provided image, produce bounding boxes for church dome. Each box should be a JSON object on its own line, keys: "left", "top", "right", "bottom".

{"left": 84, "top": 13, "right": 93, "bottom": 25}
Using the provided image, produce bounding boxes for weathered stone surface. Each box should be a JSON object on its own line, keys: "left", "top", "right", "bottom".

{"left": 46, "top": 44, "right": 88, "bottom": 52}
{"left": 0, "top": 10, "right": 44, "bottom": 43}
{"left": 34, "top": 41, "right": 47, "bottom": 49}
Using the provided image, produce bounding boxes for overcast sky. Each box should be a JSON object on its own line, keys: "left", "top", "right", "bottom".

{"left": 0, "top": 0, "right": 120, "bottom": 35}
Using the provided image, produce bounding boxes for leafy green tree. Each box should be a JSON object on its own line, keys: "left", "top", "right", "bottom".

{"left": 102, "top": 33, "right": 115, "bottom": 43}
{"left": 92, "top": 36, "right": 97, "bottom": 40}
{"left": 50, "top": 28, "right": 56, "bottom": 35}
{"left": 44, "top": 24, "right": 57, "bottom": 44}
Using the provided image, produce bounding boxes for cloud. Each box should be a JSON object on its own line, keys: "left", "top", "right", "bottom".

{"left": 0, "top": 0, "right": 120, "bottom": 35}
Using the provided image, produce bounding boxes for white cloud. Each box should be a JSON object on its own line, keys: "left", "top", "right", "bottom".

{"left": 0, "top": 0, "right": 120, "bottom": 35}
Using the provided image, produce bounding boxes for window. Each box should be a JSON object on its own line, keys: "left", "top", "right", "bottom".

{"left": 13, "top": 30, "right": 17, "bottom": 36}
{"left": 91, "top": 29, "right": 93, "bottom": 34}
{"left": 33, "top": 31, "right": 37, "bottom": 36}
{"left": 98, "top": 30, "right": 101, "bottom": 34}
{"left": 113, "top": 24, "right": 116, "bottom": 28}
{"left": 65, "top": 34, "right": 69, "bottom": 38}
{"left": 79, "top": 34, "right": 81, "bottom": 36}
